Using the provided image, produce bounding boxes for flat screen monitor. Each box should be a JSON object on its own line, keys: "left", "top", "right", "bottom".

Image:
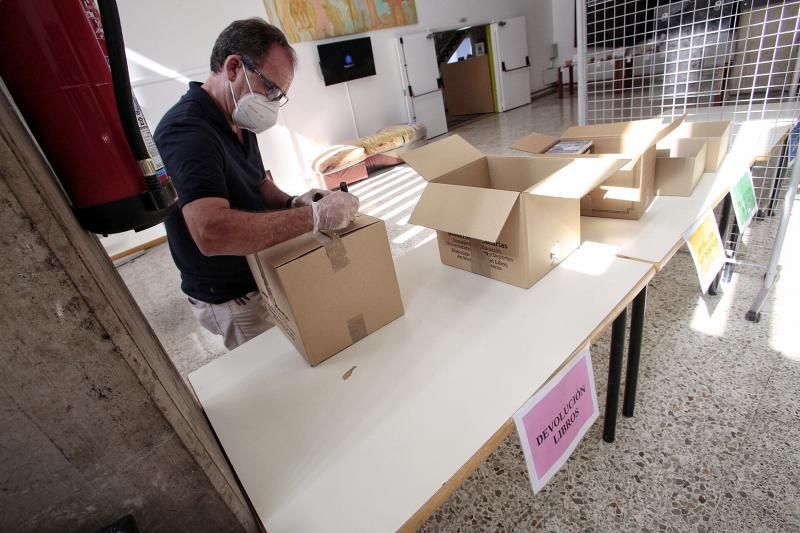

{"left": 318, "top": 37, "right": 376, "bottom": 86}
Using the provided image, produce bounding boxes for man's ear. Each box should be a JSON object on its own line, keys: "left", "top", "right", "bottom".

{"left": 222, "top": 55, "right": 242, "bottom": 82}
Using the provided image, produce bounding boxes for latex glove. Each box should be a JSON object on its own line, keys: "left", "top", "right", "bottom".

{"left": 311, "top": 191, "right": 359, "bottom": 233}
{"left": 292, "top": 188, "right": 331, "bottom": 207}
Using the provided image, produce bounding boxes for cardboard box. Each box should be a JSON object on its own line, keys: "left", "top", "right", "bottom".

{"left": 441, "top": 55, "right": 495, "bottom": 116}
{"left": 512, "top": 116, "right": 684, "bottom": 220}
{"left": 655, "top": 138, "right": 708, "bottom": 197}
{"left": 662, "top": 120, "right": 732, "bottom": 172}
{"left": 247, "top": 215, "right": 404, "bottom": 366}
{"left": 400, "top": 135, "right": 627, "bottom": 288}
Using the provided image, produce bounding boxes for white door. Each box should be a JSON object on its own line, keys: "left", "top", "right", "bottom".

{"left": 396, "top": 32, "right": 448, "bottom": 138}
{"left": 491, "top": 16, "right": 532, "bottom": 111}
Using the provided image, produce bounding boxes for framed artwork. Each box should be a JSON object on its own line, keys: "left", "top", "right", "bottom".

{"left": 267, "top": 0, "right": 418, "bottom": 43}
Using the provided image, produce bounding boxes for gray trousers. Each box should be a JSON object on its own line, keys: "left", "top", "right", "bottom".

{"left": 187, "top": 291, "right": 274, "bottom": 350}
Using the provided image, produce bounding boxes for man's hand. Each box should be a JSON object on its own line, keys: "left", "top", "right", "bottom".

{"left": 311, "top": 191, "right": 359, "bottom": 232}
{"left": 292, "top": 188, "right": 331, "bottom": 207}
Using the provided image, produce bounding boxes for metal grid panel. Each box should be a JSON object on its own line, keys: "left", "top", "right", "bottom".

{"left": 582, "top": 0, "right": 800, "bottom": 281}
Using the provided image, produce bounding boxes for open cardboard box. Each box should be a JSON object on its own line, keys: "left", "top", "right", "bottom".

{"left": 658, "top": 120, "right": 731, "bottom": 172}
{"left": 511, "top": 116, "right": 684, "bottom": 220}
{"left": 655, "top": 137, "right": 708, "bottom": 197}
{"left": 400, "top": 135, "right": 627, "bottom": 288}
{"left": 247, "top": 215, "right": 404, "bottom": 366}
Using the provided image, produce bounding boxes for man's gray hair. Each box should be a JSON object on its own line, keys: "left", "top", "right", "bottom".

{"left": 210, "top": 18, "right": 296, "bottom": 72}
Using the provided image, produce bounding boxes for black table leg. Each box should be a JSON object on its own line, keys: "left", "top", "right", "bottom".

{"left": 723, "top": 219, "right": 740, "bottom": 283}
{"left": 603, "top": 307, "right": 627, "bottom": 443}
{"left": 708, "top": 193, "right": 733, "bottom": 296}
{"left": 623, "top": 286, "right": 647, "bottom": 417}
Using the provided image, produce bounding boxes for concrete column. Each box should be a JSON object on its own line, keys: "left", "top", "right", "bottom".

{"left": 0, "top": 82, "right": 259, "bottom": 532}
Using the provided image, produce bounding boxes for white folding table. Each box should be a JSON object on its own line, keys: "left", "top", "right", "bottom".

{"left": 579, "top": 112, "right": 797, "bottom": 421}
{"left": 189, "top": 242, "right": 653, "bottom": 533}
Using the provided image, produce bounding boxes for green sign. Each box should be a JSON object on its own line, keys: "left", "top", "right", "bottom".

{"left": 731, "top": 170, "right": 757, "bottom": 230}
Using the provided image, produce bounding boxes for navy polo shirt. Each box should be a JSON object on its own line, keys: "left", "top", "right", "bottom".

{"left": 154, "top": 82, "right": 267, "bottom": 304}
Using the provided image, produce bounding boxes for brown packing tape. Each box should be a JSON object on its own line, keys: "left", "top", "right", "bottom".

{"left": 470, "top": 239, "right": 492, "bottom": 276}
{"left": 323, "top": 234, "right": 350, "bottom": 272}
{"left": 347, "top": 314, "right": 368, "bottom": 343}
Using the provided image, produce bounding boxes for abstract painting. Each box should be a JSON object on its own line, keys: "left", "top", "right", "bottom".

{"left": 267, "top": 0, "right": 418, "bottom": 43}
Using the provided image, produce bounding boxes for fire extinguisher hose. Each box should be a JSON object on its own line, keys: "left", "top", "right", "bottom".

{"left": 97, "top": 0, "right": 160, "bottom": 191}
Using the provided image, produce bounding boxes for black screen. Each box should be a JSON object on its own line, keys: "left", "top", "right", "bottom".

{"left": 318, "top": 37, "right": 376, "bottom": 86}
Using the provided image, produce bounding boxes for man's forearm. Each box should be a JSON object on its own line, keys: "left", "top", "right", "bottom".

{"left": 202, "top": 206, "right": 313, "bottom": 256}
{"left": 260, "top": 175, "right": 293, "bottom": 209}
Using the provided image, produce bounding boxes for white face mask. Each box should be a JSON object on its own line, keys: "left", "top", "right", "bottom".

{"left": 229, "top": 69, "right": 279, "bottom": 134}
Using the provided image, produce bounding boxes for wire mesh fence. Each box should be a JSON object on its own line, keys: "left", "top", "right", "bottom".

{"left": 582, "top": 0, "right": 800, "bottom": 283}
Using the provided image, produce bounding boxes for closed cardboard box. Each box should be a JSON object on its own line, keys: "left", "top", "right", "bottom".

{"left": 661, "top": 120, "right": 731, "bottom": 171}
{"left": 512, "top": 116, "right": 684, "bottom": 220}
{"left": 247, "top": 215, "right": 404, "bottom": 366}
{"left": 401, "top": 135, "right": 626, "bottom": 288}
{"left": 655, "top": 137, "right": 708, "bottom": 197}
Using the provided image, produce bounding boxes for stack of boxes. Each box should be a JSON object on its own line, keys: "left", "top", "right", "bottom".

{"left": 511, "top": 116, "right": 685, "bottom": 219}
{"left": 655, "top": 120, "right": 732, "bottom": 196}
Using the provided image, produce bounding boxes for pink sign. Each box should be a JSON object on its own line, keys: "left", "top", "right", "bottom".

{"left": 513, "top": 345, "right": 599, "bottom": 493}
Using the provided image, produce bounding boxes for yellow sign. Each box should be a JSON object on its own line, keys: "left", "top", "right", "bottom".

{"left": 683, "top": 211, "right": 726, "bottom": 293}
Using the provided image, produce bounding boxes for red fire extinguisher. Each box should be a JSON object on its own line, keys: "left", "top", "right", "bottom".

{"left": 0, "top": 0, "right": 177, "bottom": 234}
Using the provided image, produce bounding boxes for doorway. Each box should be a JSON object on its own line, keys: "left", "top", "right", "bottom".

{"left": 433, "top": 25, "right": 495, "bottom": 130}
{"left": 396, "top": 16, "right": 532, "bottom": 139}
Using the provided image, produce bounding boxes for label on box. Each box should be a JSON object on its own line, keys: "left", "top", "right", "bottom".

{"left": 445, "top": 233, "right": 516, "bottom": 275}
{"left": 514, "top": 345, "right": 599, "bottom": 494}
{"left": 730, "top": 169, "right": 757, "bottom": 231}
{"left": 682, "top": 211, "right": 726, "bottom": 293}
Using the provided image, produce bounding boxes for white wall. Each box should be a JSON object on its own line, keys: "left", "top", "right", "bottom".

{"left": 552, "top": 0, "right": 577, "bottom": 67}
{"left": 119, "top": 0, "right": 554, "bottom": 195}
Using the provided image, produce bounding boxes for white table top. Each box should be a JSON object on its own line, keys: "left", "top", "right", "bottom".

{"left": 189, "top": 241, "right": 653, "bottom": 533}
{"left": 582, "top": 113, "right": 797, "bottom": 270}
{"left": 581, "top": 165, "right": 736, "bottom": 270}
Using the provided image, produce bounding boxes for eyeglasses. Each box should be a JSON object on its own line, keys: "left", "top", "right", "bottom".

{"left": 239, "top": 55, "right": 289, "bottom": 107}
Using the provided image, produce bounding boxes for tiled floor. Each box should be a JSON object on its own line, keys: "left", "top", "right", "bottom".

{"left": 117, "top": 93, "right": 800, "bottom": 531}
{"left": 420, "top": 245, "right": 800, "bottom": 532}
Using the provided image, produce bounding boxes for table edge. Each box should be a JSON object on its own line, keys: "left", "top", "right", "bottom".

{"left": 398, "top": 263, "right": 656, "bottom": 532}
